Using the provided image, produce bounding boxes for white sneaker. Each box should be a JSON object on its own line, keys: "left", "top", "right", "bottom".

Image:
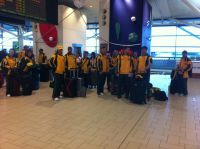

{"left": 54, "top": 98, "right": 59, "bottom": 101}
{"left": 100, "top": 92, "right": 104, "bottom": 95}
{"left": 7, "top": 94, "right": 11, "bottom": 97}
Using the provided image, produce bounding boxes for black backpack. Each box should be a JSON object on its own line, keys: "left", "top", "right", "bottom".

{"left": 154, "top": 90, "right": 168, "bottom": 101}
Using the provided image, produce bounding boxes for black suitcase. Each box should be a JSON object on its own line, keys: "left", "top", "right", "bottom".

{"left": 21, "top": 74, "right": 32, "bottom": 96}
{"left": 77, "top": 78, "right": 86, "bottom": 97}
{"left": 32, "top": 67, "right": 40, "bottom": 90}
{"left": 40, "top": 64, "right": 49, "bottom": 82}
{"left": 63, "top": 78, "right": 77, "bottom": 98}
{"left": 130, "top": 79, "right": 147, "bottom": 104}
{"left": 0, "top": 71, "right": 4, "bottom": 88}
{"left": 170, "top": 70, "right": 182, "bottom": 94}
{"left": 9, "top": 74, "right": 20, "bottom": 96}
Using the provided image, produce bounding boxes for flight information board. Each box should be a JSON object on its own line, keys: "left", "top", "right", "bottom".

{"left": 0, "top": 0, "right": 46, "bottom": 21}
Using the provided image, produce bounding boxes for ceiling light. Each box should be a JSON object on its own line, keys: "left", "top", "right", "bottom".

{"left": 89, "top": 5, "right": 93, "bottom": 8}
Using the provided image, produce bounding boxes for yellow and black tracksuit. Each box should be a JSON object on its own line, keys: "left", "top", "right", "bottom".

{"left": 2, "top": 56, "right": 18, "bottom": 95}
{"left": 178, "top": 57, "right": 192, "bottom": 95}
{"left": 137, "top": 55, "right": 152, "bottom": 82}
{"left": 81, "top": 57, "right": 90, "bottom": 87}
{"left": 96, "top": 54, "right": 109, "bottom": 94}
{"left": 117, "top": 55, "right": 132, "bottom": 98}
{"left": 50, "top": 54, "right": 65, "bottom": 99}
{"left": 89, "top": 57, "right": 97, "bottom": 87}
{"left": 65, "top": 54, "right": 77, "bottom": 77}
{"left": 137, "top": 55, "right": 152, "bottom": 99}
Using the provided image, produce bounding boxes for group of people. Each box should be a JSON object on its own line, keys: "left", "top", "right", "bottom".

{"left": 49, "top": 45, "right": 152, "bottom": 101}
{"left": 0, "top": 45, "right": 192, "bottom": 103}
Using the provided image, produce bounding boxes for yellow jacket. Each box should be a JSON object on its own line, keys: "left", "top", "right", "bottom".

{"left": 65, "top": 54, "right": 77, "bottom": 70}
{"left": 118, "top": 55, "right": 132, "bottom": 74}
{"left": 51, "top": 54, "right": 65, "bottom": 74}
{"left": 179, "top": 57, "right": 192, "bottom": 78}
{"left": 2, "top": 56, "right": 17, "bottom": 74}
{"left": 137, "top": 55, "right": 152, "bottom": 74}
{"left": 81, "top": 58, "right": 90, "bottom": 73}
{"left": 96, "top": 54, "right": 109, "bottom": 73}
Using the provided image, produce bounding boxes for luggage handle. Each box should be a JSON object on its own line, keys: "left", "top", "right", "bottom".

{"left": 69, "top": 68, "right": 79, "bottom": 78}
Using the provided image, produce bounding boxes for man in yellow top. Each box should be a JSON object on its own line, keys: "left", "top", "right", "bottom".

{"left": 117, "top": 49, "right": 132, "bottom": 99}
{"left": 2, "top": 49, "right": 18, "bottom": 97}
{"left": 178, "top": 50, "right": 192, "bottom": 96}
{"left": 65, "top": 47, "right": 77, "bottom": 77}
{"left": 51, "top": 45, "right": 65, "bottom": 101}
{"left": 81, "top": 51, "right": 90, "bottom": 88}
{"left": 96, "top": 47, "right": 109, "bottom": 95}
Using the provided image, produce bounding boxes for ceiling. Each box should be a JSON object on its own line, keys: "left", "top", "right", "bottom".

{"left": 59, "top": 0, "right": 200, "bottom": 23}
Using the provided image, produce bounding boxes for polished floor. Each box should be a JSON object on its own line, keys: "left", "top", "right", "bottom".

{"left": 0, "top": 75, "right": 200, "bottom": 149}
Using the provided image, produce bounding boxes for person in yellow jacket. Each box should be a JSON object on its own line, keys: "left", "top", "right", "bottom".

{"left": 51, "top": 45, "right": 65, "bottom": 101}
{"left": 117, "top": 49, "right": 132, "bottom": 99}
{"left": 2, "top": 49, "right": 18, "bottom": 96}
{"left": 96, "top": 47, "right": 109, "bottom": 95}
{"left": 178, "top": 50, "right": 192, "bottom": 96}
{"left": 65, "top": 47, "right": 77, "bottom": 77}
{"left": 81, "top": 51, "right": 90, "bottom": 88}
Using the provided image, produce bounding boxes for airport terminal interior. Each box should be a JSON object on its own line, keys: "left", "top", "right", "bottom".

{"left": 0, "top": 0, "right": 200, "bottom": 149}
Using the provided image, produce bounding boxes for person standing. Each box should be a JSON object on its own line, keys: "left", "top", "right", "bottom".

{"left": 178, "top": 50, "right": 192, "bottom": 96}
{"left": 65, "top": 47, "right": 77, "bottom": 77}
{"left": 2, "top": 49, "right": 18, "bottom": 96}
{"left": 51, "top": 45, "right": 65, "bottom": 101}
{"left": 18, "top": 45, "right": 28, "bottom": 62}
{"left": 89, "top": 52, "right": 97, "bottom": 89}
{"left": 81, "top": 51, "right": 90, "bottom": 88}
{"left": 132, "top": 51, "right": 138, "bottom": 77}
{"left": 96, "top": 48, "right": 109, "bottom": 95}
{"left": 137, "top": 46, "right": 152, "bottom": 99}
{"left": 117, "top": 49, "right": 132, "bottom": 99}
{"left": 38, "top": 49, "right": 47, "bottom": 64}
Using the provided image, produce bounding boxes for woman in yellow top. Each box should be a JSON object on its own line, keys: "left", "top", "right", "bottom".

{"left": 51, "top": 45, "right": 65, "bottom": 101}
{"left": 178, "top": 50, "right": 192, "bottom": 96}
{"left": 2, "top": 49, "right": 18, "bottom": 96}
{"left": 117, "top": 49, "right": 132, "bottom": 99}
{"left": 96, "top": 48, "right": 109, "bottom": 95}
{"left": 81, "top": 51, "right": 90, "bottom": 88}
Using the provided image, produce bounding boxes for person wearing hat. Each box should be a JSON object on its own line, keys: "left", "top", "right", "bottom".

{"left": 178, "top": 50, "right": 192, "bottom": 96}
{"left": 50, "top": 45, "right": 65, "bottom": 101}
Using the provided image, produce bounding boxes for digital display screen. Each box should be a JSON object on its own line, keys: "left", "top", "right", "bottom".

{"left": 0, "top": 0, "right": 46, "bottom": 22}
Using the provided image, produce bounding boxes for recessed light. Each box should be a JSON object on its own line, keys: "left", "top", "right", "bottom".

{"left": 89, "top": 5, "right": 93, "bottom": 8}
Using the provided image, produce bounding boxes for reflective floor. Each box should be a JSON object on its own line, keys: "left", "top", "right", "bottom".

{"left": 0, "top": 75, "right": 199, "bottom": 149}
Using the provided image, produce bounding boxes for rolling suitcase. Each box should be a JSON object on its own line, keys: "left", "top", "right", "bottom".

{"left": 169, "top": 69, "right": 182, "bottom": 94}
{"left": 130, "top": 79, "right": 147, "bottom": 104}
{"left": 9, "top": 70, "right": 20, "bottom": 96}
{"left": 32, "top": 67, "right": 40, "bottom": 90}
{"left": 21, "top": 74, "right": 32, "bottom": 96}
{"left": 40, "top": 64, "right": 49, "bottom": 82}
{"left": 77, "top": 77, "right": 86, "bottom": 97}
{"left": 0, "top": 71, "right": 4, "bottom": 88}
{"left": 63, "top": 78, "right": 77, "bottom": 98}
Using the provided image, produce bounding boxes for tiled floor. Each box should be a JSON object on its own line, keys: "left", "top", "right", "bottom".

{"left": 0, "top": 75, "right": 200, "bottom": 149}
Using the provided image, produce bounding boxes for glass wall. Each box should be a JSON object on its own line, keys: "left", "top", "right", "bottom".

{"left": 151, "top": 25, "right": 200, "bottom": 60}
{"left": 0, "top": 23, "right": 33, "bottom": 52}
{"left": 86, "top": 23, "right": 99, "bottom": 53}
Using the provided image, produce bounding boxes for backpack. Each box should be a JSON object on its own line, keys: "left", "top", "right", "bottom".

{"left": 154, "top": 90, "right": 168, "bottom": 101}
